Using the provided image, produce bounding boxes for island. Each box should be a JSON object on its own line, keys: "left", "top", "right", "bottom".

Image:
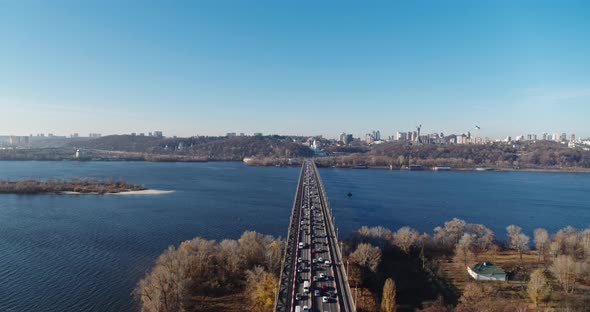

{"left": 0, "top": 178, "right": 170, "bottom": 195}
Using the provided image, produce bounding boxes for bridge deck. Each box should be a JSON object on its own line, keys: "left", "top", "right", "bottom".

{"left": 275, "top": 160, "right": 355, "bottom": 312}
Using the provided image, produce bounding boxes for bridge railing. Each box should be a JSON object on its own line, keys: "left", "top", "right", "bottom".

{"left": 274, "top": 164, "right": 305, "bottom": 312}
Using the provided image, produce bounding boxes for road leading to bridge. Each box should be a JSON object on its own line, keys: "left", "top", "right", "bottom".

{"left": 275, "top": 160, "right": 355, "bottom": 312}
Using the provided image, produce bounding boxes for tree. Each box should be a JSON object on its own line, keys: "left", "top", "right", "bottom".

{"left": 527, "top": 269, "right": 551, "bottom": 307}
{"left": 349, "top": 242, "right": 382, "bottom": 272}
{"left": 549, "top": 255, "right": 587, "bottom": 293}
{"left": 456, "top": 282, "right": 501, "bottom": 312}
{"left": 506, "top": 225, "right": 530, "bottom": 265}
{"left": 533, "top": 228, "right": 549, "bottom": 261}
{"left": 245, "top": 266, "right": 278, "bottom": 312}
{"left": 464, "top": 223, "right": 495, "bottom": 253}
{"left": 434, "top": 218, "right": 466, "bottom": 248}
{"left": 454, "top": 233, "right": 475, "bottom": 268}
{"left": 392, "top": 226, "right": 420, "bottom": 254}
{"left": 380, "top": 278, "right": 397, "bottom": 312}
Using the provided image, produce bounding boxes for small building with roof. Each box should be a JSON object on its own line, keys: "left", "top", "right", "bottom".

{"left": 467, "top": 261, "right": 507, "bottom": 281}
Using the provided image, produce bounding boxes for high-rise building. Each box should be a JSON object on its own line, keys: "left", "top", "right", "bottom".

{"left": 339, "top": 132, "right": 347, "bottom": 143}
{"left": 569, "top": 134, "right": 575, "bottom": 142}
{"left": 372, "top": 130, "right": 381, "bottom": 141}
{"left": 395, "top": 132, "right": 407, "bottom": 141}
{"left": 153, "top": 131, "right": 163, "bottom": 138}
{"left": 365, "top": 133, "right": 374, "bottom": 144}
{"left": 542, "top": 133, "right": 548, "bottom": 140}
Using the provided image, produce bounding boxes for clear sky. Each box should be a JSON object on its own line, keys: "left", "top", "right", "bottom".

{"left": 1, "top": 1, "right": 589, "bottom": 139}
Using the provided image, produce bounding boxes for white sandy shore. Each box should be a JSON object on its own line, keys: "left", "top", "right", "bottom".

{"left": 109, "top": 189, "right": 175, "bottom": 195}
{"left": 61, "top": 189, "right": 175, "bottom": 195}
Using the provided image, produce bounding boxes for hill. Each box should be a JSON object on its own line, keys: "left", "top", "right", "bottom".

{"left": 67, "top": 135, "right": 314, "bottom": 161}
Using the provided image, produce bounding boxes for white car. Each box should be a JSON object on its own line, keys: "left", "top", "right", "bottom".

{"left": 314, "top": 290, "right": 320, "bottom": 297}
{"left": 322, "top": 296, "right": 329, "bottom": 303}
{"left": 295, "top": 293, "right": 302, "bottom": 300}
{"left": 298, "top": 257, "right": 302, "bottom": 263}
{"left": 303, "top": 305, "right": 310, "bottom": 312}
{"left": 318, "top": 257, "right": 324, "bottom": 262}
{"left": 320, "top": 273, "right": 325, "bottom": 279}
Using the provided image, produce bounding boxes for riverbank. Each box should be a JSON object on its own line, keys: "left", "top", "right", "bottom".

{"left": 0, "top": 179, "right": 147, "bottom": 195}
{"left": 62, "top": 189, "right": 175, "bottom": 195}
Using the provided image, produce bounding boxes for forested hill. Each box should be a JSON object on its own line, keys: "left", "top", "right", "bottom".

{"left": 315, "top": 141, "right": 590, "bottom": 169}
{"left": 67, "top": 135, "right": 314, "bottom": 160}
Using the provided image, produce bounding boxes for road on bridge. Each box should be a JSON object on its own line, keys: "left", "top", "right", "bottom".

{"left": 274, "top": 160, "right": 355, "bottom": 312}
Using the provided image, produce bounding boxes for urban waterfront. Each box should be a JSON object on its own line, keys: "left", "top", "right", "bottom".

{"left": 0, "top": 161, "right": 589, "bottom": 312}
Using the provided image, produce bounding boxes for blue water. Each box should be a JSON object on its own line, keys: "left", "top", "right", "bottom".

{"left": 0, "top": 162, "right": 589, "bottom": 311}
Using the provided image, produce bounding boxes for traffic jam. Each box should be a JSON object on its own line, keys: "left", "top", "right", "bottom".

{"left": 293, "top": 163, "right": 338, "bottom": 312}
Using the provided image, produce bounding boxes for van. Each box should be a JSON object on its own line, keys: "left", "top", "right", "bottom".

{"left": 295, "top": 306, "right": 301, "bottom": 312}
{"left": 303, "top": 281, "right": 310, "bottom": 293}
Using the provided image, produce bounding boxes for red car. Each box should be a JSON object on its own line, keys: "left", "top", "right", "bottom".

{"left": 311, "top": 248, "right": 316, "bottom": 254}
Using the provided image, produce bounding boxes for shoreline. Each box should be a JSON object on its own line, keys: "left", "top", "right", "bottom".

{"left": 61, "top": 189, "right": 175, "bottom": 195}
{"left": 1, "top": 158, "right": 589, "bottom": 174}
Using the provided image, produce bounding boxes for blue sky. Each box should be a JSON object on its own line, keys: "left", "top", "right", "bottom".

{"left": 1, "top": 1, "right": 589, "bottom": 139}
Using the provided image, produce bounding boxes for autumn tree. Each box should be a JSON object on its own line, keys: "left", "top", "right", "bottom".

{"left": 527, "top": 268, "right": 552, "bottom": 307}
{"left": 245, "top": 266, "right": 278, "bottom": 312}
{"left": 350, "top": 242, "right": 382, "bottom": 272}
{"left": 533, "top": 228, "right": 549, "bottom": 261}
{"left": 380, "top": 278, "right": 397, "bottom": 312}
{"left": 506, "top": 225, "right": 530, "bottom": 265}
{"left": 392, "top": 226, "right": 420, "bottom": 254}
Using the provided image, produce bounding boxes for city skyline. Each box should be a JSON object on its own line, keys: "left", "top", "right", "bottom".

{"left": 2, "top": 1, "right": 590, "bottom": 138}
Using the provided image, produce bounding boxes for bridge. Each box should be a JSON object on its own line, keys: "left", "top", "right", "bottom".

{"left": 274, "top": 160, "right": 356, "bottom": 312}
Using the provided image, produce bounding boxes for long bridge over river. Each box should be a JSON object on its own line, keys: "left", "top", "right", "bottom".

{"left": 274, "top": 160, "right": 356, "bottom": 312}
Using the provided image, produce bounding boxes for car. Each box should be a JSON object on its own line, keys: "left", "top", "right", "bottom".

{"left": 312, "top": 259, "right": 317, "bottom": 264}
{"left": 298, "top": 257, "right": 302, "bottom": 263}
{"left": 295, "top": 293, "right": 302, "bottom": 300}
{"left": 320, "top": 273, "right": 325, "bottom": 279}
{"left": 313, "top": 276, "right": 318, "bottom": 282}
{"left": 321, "top": 284, "right": 327, "bottom": 291}
{"left": 324, "top": 260, "right": 331, "bottom": 267}
{"left": 318, "top": 257, "right": 324, "bottom": 262}
{"left": 297, "top": 276, "right": 303, "bottom": 283}
{"left": 311, "top": 248, "right": 316, "bottom": 254}
{"left": 314, "top": 290, "right": 320, "bottom": 297}
{"left": 303, "top": 306, "right": 310, "bottom": 312}
{"left": 322, "top": 296, "right": 329, "bottom": 303}
{"left": 297, "top": 267, "right": 302, "bottom": 273}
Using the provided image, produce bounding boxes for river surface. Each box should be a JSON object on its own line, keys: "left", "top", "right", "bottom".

{"left": 0, "top": 161, "right": 588, "bottom": 311}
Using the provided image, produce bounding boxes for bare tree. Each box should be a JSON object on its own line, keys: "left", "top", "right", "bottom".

{"left": 349, "top": 242, "right": 382, "bottom": 272}
{"left": 434, "top": 218, "right": 466, "bottom": 248}
{"left": 464, "top": 223, "right": 495, "bottom": 253}
{"left": 533, "top": 228, "right": 549, "bottom": 262}
{"left": 581, "top": 228, "right": 590, "bottom": 261}
{"left": 392, "top": 226, "right": 420, "bottom": 254}
{"left": 549, "top": 254, "right": 587, "bottom": 293}
{"left": 506, "top": 225, "right": 530, "bottom": 265}
{"left": 454, "top": 233, "right": 475, "bottom": 268}
{"left": 554, "top": 226, "right": 578, "bottom": 257}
